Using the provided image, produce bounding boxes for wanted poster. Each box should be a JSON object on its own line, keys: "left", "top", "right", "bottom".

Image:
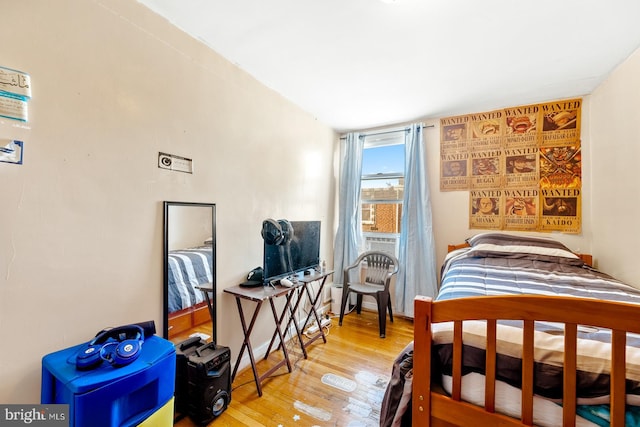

{"left": 470, "top": 190, "right": 502, "bottom": 230}
{"left": 439, "top": 96, "right": 583, "bottom": 234}
{"left": 440, "top": 152, "right": 470, "bottom": 191}
{"left": 504, "top": 104, "right": 539, "bottom": 147}
{"left": 440, "top": 115, "right": 470, "bottom": 153}
{"left": 504, "top": 147, "right": 538, "bottom": 188}
{"left": 470, "top": 149, "right": 502, "bottom": 189}
{"left": 538, "top": 188, "right": 581, "bottom": 233}
{"left": 539, "top": 144, "right": 581, "bottom": 189}
{"left": 469, "top": 109, "right": 503, "bottom": 151}
{"left": 540, "top": 98, "right": 581, "bottom": 146}
{"left": 504, "top": 189, "right": 538, "bottom": 231}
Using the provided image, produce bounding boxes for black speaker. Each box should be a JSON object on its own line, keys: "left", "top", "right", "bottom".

{"left": 174, "top": 336, "right": 207, "bottom": 416}
{"left": 185, "top": 342, "right": 232, "bottom": 424}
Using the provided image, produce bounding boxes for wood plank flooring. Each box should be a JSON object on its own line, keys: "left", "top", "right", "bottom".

{"left": 173, "top": 309, "right": 414, "bottom": 426}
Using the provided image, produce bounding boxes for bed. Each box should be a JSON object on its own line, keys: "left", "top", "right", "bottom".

{"left": 167, "top": 246, "right": 213, "bottom": 337}
{"left": 380, "top": 232, "right": 640, "bottom": 427}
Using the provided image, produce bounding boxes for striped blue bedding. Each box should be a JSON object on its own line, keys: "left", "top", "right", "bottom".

{"left": 437, "top": 248, "right": 640, "bottom": 305}
{"left": 167, "top": 247, "right": 213, "bottom": 313}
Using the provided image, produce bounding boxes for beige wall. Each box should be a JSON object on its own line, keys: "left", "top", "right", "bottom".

{"left": 425, "top": 46, "right": 640, "bottom": 285}
{"left": 0, "top": 0, "right": 336, "bottom": 403}
{"left": 589, "top": 46, "right": 640, "bottom": 285}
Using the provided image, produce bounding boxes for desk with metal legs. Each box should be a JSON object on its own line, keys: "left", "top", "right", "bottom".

{"left": 297, "top": 270, "right": 334, "bottom": 352}
{"left": 264, "top": 281, "right": 306, "bottom": 359}
{"left": 223, "top": 284, "right": 296, "bottom": 397}
{"left": 266, "top": 270, "right": 334, "bottom": 358}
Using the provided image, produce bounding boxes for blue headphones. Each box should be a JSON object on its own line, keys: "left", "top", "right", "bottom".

{"left": 75, "top": 325, "right": 144, "bottom": 370}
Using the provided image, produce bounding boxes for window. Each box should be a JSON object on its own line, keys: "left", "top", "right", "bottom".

{"left": 362, "top": 202, "right": 375, "bottom": 224}
{"left": 361, "top": 133, "right": 404, "bottom": 256}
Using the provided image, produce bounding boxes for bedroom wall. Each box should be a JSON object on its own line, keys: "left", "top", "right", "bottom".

{"left": 423, "top": 46, "right": 640, "bottom": 287}
{"left": 589, "top": 46, "right": 640, "bottom": 287}
{"left": 168, "top": 206, "right": 212, "bottom": 251}
{"left": 0, "top": 0, "right": 336, "bottom": 403}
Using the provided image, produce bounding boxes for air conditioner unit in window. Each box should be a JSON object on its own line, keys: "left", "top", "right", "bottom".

{"left": 364, "top": 236, "right": 398, "bottom": 257}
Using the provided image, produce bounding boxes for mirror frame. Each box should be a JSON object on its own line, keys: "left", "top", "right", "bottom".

{"left": 162, "top": 201, "right": 217, "bottom": 341}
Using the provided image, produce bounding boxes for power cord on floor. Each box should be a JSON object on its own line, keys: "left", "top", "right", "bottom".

{"left": 303, "top": 315, "right": 332, "bottom": 339}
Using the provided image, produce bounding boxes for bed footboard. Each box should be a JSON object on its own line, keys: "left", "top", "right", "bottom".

{"left": 412, "top": 296, "right": 431, "bottom": 425}
{"left": 411, "top": 295, "right": 640, "bottom": 427}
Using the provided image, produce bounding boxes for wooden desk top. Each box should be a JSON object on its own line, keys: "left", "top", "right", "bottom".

{"left": 224, "top": 283, "right": 296, "bottom": 302}
{"left": 223, "top": 270, "right": 334, "bottom": 302}
{"left": 297, "top": 270, "right": 334, "bottom": 284}
{"left": 196, "top": 283, "right": 214, "bottom": 292}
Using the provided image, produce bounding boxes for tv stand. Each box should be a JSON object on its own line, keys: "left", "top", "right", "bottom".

{"left": 283, "top": 270, "right": 334, "bottom": 357}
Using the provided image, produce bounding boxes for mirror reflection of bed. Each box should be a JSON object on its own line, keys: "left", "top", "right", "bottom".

{"left": 163, "top": 202, "right": 216, "bottom": 343}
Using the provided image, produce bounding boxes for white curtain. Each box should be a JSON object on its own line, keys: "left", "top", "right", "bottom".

{"left": 396, "top": 123, "right": 438, "bottom": 317}
{"left": 333, "top": 133, "right": 364, "bottom": 285}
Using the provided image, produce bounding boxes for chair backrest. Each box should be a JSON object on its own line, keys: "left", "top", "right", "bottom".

{"left": 345, "top": 251, "right": 399, "bottom": 288}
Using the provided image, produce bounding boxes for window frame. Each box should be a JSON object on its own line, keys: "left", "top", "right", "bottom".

{"left": 360, "top": 133, "right": 405, "bottom": 242}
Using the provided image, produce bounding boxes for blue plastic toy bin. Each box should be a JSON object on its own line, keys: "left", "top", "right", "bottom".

{"left": 41, "top": 335, "right": 176, "bottom": 427}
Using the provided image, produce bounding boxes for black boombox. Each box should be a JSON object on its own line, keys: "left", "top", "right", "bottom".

{"left": 175, "top": 337, "right": 232, "bottom": 424}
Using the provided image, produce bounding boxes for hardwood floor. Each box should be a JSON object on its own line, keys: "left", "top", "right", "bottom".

{"left": 173, "top": 309, "right": 414, "bottom": 426}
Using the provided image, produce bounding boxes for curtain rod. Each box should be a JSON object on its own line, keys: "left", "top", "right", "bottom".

{"left": 339, "top": 124, "right": 435, "bottom": 140}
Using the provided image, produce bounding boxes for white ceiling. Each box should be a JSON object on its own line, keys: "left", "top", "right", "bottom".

{"left": 137, "top": 0, "right": 640, "bottom": 132}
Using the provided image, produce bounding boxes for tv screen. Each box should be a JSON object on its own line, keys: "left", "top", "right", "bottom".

{"left": 263, "top": 220, "right": 321, "bottom": 284}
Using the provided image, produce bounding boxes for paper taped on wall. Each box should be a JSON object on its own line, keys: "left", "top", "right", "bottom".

{"left": 0, "top": 139, "right": 23, "bottom": 164}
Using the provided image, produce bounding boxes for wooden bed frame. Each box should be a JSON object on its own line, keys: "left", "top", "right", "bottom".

{"left": 411, "top": 247, "right": 637, "bottom": 427}
{"left": 168, "top": 301, "right": 210, "bottom": 339}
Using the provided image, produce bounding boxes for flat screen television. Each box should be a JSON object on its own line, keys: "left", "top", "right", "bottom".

{"left": 263, "top": 220, "right": 321, "bottom": 284}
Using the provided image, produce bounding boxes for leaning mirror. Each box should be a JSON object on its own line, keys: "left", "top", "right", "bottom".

{"left": 163, "top": 201, "right": 216, "bottom": 343}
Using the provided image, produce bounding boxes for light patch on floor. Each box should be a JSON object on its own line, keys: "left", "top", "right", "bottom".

{"left": 348, "top": 370, "right": 391, "bottom": 425}
{"left": 316, "top": 370, "right": 390, "bottom": 425}
{"left": 321, "top": 373, "right": 357, "bottom": 392}
{"left": 188, "top": 332, "right": 210, "bottom": 341}
{"left": 355, "top": 370, "right": 389, "bottom": 388}
{"left": 344, "top": 396, "right": 372, "bottom": 418}
{"left": 293, "top": 400, "right": 332, "bottom": 422}
{"left": 367, "top": 387, "right": 386, "bottom": 407}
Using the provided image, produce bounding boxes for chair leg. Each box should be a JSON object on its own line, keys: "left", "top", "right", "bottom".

{"left": 356, "top": 294, "right": 363, "bottom": 314}
{"left": 338, "top": 286, "right": 349, "bottom": 326}
{"left": 387, "top": 297, "right": 394, "bottom": 323}
{"left": 376, "top": 295, "right": 387, "bottom": 338}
